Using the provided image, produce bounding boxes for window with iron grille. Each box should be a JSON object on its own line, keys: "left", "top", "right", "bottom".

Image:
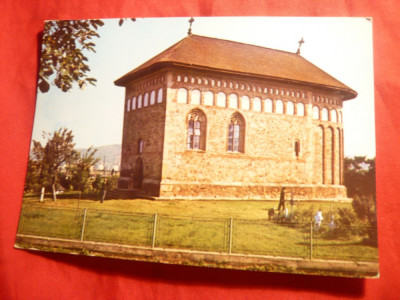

{"left": 187, "top": 109, "right": 207, "bottom": 150}
{"left": 227, "top": 112, "right": 245, "bottom": 153}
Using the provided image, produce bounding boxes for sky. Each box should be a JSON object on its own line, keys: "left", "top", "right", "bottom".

{"left": 32, "top": 17, "right": 375, "bottom": 158}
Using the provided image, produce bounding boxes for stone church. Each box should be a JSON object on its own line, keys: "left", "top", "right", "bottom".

{"left": 114, "top": 34, "right": 357, "bottom": 201}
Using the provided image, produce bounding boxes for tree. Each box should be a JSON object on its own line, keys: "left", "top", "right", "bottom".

{"left": 344, "top": 156, "right": 376, "bottom": 198}
{"left": 70, "top": 146, "right": 100, "bottom": 193}
{"left": 38, "top": 19, "right": 104, "bottom": 93}
{"left": 32, "top": 128, "right": 78, "bottom": 201}
{"left": 38, "top": 18, "right": 135, "bottom": 93}
{"left": 24, "top": 158, "right": 40, "bottom": 192}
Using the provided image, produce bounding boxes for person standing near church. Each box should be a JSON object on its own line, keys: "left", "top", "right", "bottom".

{"left": 278, "top": 187, "right": 286, "bottom": 212}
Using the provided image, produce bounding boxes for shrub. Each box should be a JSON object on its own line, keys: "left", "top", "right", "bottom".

{"left": 352, "top": 195, "right": 375, "bottom": 221}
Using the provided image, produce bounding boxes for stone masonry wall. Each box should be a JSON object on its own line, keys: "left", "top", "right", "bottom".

{"left": 119, "top": 70, "right": 167, "bottom": 195}
{"left": 158, "top": 68, "right": 346, "bottom": 200}
{"left": 118, "top": 67, "right": 347, "bottom": 200}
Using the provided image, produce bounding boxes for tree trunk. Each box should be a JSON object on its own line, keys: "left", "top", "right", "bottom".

{"left": 52, "top": 183, "right": 57, "bottom": 202}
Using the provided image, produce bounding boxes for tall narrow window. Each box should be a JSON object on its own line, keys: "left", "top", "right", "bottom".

{"left": 204, "top": 91, "right": 213, "bottom": 106}
{"left": 264, "top": 99, "right": 273, "bottom": 113}
{"left": 321, "top": 107, "right": 328, "bottom": 121}
{"left": 331, "top": 109, "right": 338, "bottom": 122}
{"left": 187, "top": 109, "right": 207, "bottom": 150}
{"left": 132, "top": 97, "right": 137, "bottom": 110}
{"left": 297, "top": 102, "right": 305, "bottom": 116}
{"left": 191, "top": 89, "right": 201, "bottom": 105}
{"left": 138, "top": 139, "right": 143, "bottom": 154}
{"left": 227, "top": 112, "right": 245, "bottom": 153}
{"left": 253, "top": 97, "right": 261, "bottom": 112}
{"left": 276, "top": 100, "right": 283, "bottom": 114}
{"left": 216, "top": 92, "right": 226, "bottom": 107}
{"left": 177, "top": 88, "right": 188, "bottom": 103}
{"left": 138, "top": 95, "right": 143, "bottom": 108}
{"left": 286, "top": 101, "right": 294, "bottom": 115}
{"left": 312, "top": 106, "right": 319, "bottom": 119}
{"left": 241, "top": 95, "right": 250, "bottom": 110}
{"left": 150, "top": 90, "right": 156, "bottom": 105}
{"left": 228, "top": 94, "right": 238, "bottom": 108}
{"left": 143, "top": 92, "right": 149, "bottom": 107}
{"left": 127, "top": 99, "right": 131, "bottom": 112}
{"left": 157, "top": 88, "right": 163, "bottom": 103}
{"left": 295, "top": 140, "right": 300, "bottom": 158}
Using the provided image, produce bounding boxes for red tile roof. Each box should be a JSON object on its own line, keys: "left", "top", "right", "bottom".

{"left": 115, "top": 35, "right": 357, "bottom": 100}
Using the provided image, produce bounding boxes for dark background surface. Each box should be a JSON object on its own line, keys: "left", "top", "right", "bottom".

{"left": 1, "top": 1, "right": 399, "bottom": 299}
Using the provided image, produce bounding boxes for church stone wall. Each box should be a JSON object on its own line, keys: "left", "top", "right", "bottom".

{"left": 157, "top": 69, "right": 346, "bottom": 200}
{"left": 118, "top": 68, "right": 348, "bottom": 201}
{"left": 119, "top": 71, "right": 167, "bottom": 196}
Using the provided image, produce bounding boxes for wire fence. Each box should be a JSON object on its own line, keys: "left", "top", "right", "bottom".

{"left": 17, "top": 204, "right": 378, "bottom": 262}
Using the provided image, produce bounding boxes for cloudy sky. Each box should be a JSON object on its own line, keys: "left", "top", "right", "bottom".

{"left": 32, "top": 17, "right": 375, "bottom": 158}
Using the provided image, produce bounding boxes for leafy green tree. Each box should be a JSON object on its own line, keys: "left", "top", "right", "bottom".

{"left": 38, "top": 18, "right": 135, "bottom": 93}
{"left": 344, "top": 156, "right": 376, "bottom": 198}
{"left": 92, "top": 174, "right": 103, "bottom": 192}
{"left": 38, "top": 19, "right": 104, "bottom": 93}
{"left": 70, "top": 146, "right": 100, "bottom": 193}
{"left": 32, "top": 128, "right": 78, "bottom": 201}
{"left": 24, "top": 158, "right": 40, "bottom": 192}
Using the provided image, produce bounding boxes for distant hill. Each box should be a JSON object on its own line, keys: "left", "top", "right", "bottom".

{"left": 78, "top": 144, "right": 121, "bottom": 171}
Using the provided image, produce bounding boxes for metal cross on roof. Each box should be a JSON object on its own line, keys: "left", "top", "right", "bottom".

{"left": 296, "top": 37, "right": 305, "bottom": 55}
{"left": 188, "top": 17, "right": 194, "bottom": 36}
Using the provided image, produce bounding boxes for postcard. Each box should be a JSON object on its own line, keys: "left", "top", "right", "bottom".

{"left": 15, "top": 17, "right": 378, "bottom": 278}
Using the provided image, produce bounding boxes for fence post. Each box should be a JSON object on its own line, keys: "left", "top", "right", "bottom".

{"left": 40, "top": 187, "right": 45, "bottom": 202}
{"left": 228, "top": 217, "right": 233, "bottom": 254}
{"left": 309, "top": 222, "right": 313, "bottom": 260}
{"left": 80, "top": 208, "right": 88, "bottom": 242}
{"left": 152, "top": 213, "right": 158, "bottom": 248}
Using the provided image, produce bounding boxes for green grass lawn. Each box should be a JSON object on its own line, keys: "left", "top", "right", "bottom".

{"left": 18, "top": 197, "right": 378, "bottom": 262}
{"left": 21, "top": 196, "right": 350, "bottom": 220}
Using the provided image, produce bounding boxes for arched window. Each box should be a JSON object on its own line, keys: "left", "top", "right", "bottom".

{"left": 295, "top": 140, "right": 300, "bottom": 158}
{"left": 204, "top": 91, "right": 214, "bottom": 106}
{"left": 157, "top": 88, "right": 163, "bottom": 103}
{"left": 241, "top": 95, "right": 250, "bottom": 110}
{"left": 191, "top": 89, "right": 201, "bottom": 105}
{"left": 264, "top": 99, "right": 273, "bottom": 113}
{"left": 331, "top": 109, "right": 338, "bottom": 122}
{"left": 253, "top": 97, "right": 261, "bottom": 112}
{"left": 286, "top": 101, "right": 294, "bottom": 115}
{"left": 276, "top": 100, "right": 284, "bottom": 114}
{"left": 143, "top": 92, "right": 149, "bottom": 107}
{"left": 312, "top": 106, "right": 319, "bottom": 119}
{"left": 187, "top": 109, "right": 207, "bottom": 150}
{"left": 228, "top": 94, "right": 238, "bottom": 108}
{"left": 321, "top": 108, "right": 329, "bottom": 121}
{"left": 138, "top": 94, "right": 143, "bottom": 108}
{"left": 216, "top": 92, "right": 226, "bottom": 107}
{"left": 339, "top": 111, "right": 343, "bottom": 123}
{"left": 177, "top": 88, "right": 188, "bottom": 104}
{"left": 127, "top": 99, "right": 131, "bottom": 112}
{"left": 132, "top": 97, "right": 137, "bottom": 110}
{"left": 150, "top": 90, "right": 156, "bottom": 105}
{"left": 138, "top": 139, "right": 143, "bottom": 154}
{"left": 297, "top": 102, "right": 305, "bottom": 116}
{"left": 177, "top": 75, "right": 182, "bottom": 82}
{"left": 228, "top": 112, "right": 245, "bottom": 153}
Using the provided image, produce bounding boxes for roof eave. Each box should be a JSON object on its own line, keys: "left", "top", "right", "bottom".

{"left": 114, "top": 61, "right": 357, "bottom": 100}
